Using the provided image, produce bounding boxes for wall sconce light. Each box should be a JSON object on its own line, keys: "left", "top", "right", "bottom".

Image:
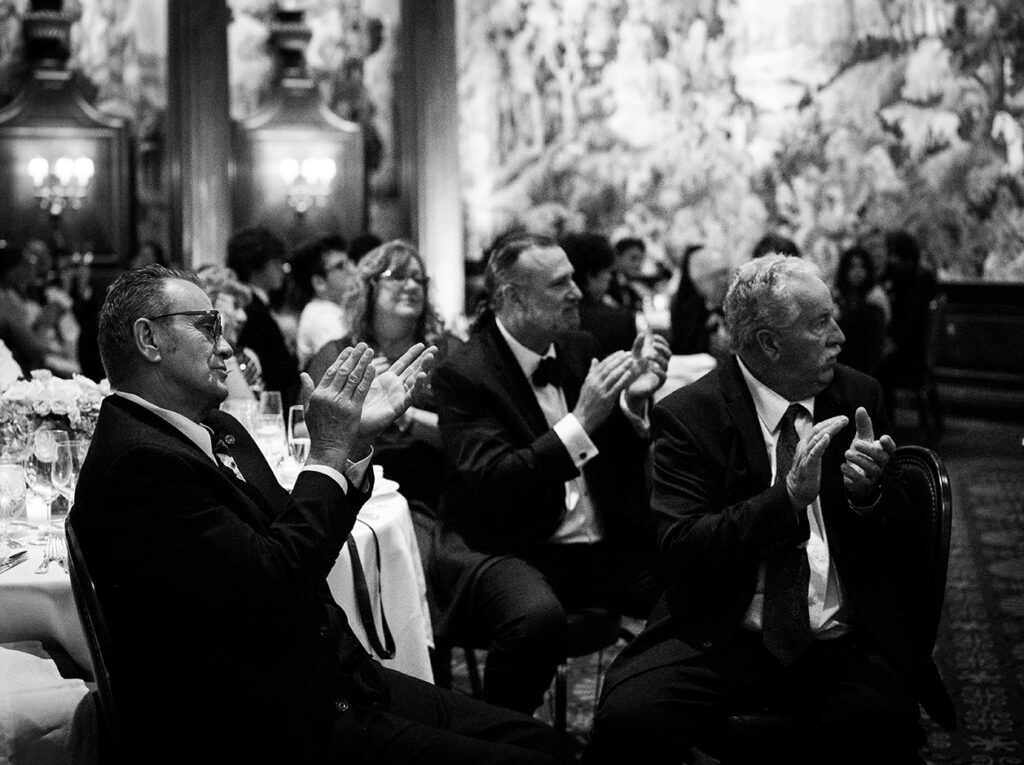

{"left": 27, "top": 154, "right": 94, "bottom": 216}
{"left": 278, "top": 156, "right": 336, "bottom": 215}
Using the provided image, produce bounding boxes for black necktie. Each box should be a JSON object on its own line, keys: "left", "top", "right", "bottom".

{"left": 762, "top": 403, "right": 812, "bottom": 666}
{"left": 531, "top": 356, "right": 564, "bottom": 388}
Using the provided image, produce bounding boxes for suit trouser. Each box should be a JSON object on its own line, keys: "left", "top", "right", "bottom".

{"left": 468, "top": 542, "right": 660, "bottom": 715}
{"left": 585, "top": 629, "right": 925, "bottom": 765}
{"left": 328, "top": 665, "right": 562, "bottom": 764}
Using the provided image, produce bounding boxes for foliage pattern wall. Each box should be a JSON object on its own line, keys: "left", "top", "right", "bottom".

{"left": 458, "top": 0, "right": 1024, "bottom": 282}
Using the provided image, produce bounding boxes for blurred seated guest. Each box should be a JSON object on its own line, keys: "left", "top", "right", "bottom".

{"left": 587, "top": 255, "right": 953, "bottom": 764}
{"left": 751, "top": 232, "right": 801, "bottom": 259}
{"left": 608, "top": 236, "right": 649, "bottom": 313}
{"left": 833, "top": 246, "right": 888, "bottom": 378}
{"left": 877, "top": 230, "right": 939, "bottom": 412}
{"left": 227, "top": 226, "right": 300, "bottom": 409}
{"left": 291, "top": 235, "right": 362, "bottom": 369}
{"left": 560, "top": 232, "right": 638, "bottom": 355}
{"left": 0, "top": 242, "right": 60, "bottom": 373}
{"left": 669, "top": 246, "right": 732, "bottom": 360}
{"left": 432, "top": 232, "right": 669, "bottom": 715}
{"left": 197, "top": 265, "right": 264, "bottom": 399}
{"left": 349, "top": 232, "right": 384, "bottom": 264}
{"left": 306, "top": 240, "right": 461, "bottom": 515}
{"left": 72, "top": 264, "right": 558, "bottom": 765}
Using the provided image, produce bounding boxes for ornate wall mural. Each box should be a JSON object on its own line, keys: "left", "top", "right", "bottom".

{"left": 458, "top": 0, "right": 1024, "bottom": 282}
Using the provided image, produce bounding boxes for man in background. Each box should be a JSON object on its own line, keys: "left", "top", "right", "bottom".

{"left": 290, "top": 235, "right": 363, "bottom": 370}
{"left": 227, "top": 226, "right": 300, "bottom": 408}
{"left": 432, "top": 232, "right": 669, "bottom": 717}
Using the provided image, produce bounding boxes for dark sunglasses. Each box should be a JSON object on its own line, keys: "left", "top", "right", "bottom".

{"left": 378, "top": 269, "right": 428, "bottom": 287}
{"left": 145, "top": 309, "right": 224, "bottom": 343}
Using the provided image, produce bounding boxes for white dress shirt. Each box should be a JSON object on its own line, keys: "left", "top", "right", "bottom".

{"left": 735, "top": 358, "right": 849, "bottom": 638}
{"left": 495, "top": 318, "right": 603, "bottom": 544}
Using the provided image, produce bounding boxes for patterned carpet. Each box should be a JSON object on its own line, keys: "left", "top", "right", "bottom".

{"left": 925, "top": 457, "right": 1024, "bottom": 764}
{"left": 447, "top": 422, "right": 1024, "bottom": 762}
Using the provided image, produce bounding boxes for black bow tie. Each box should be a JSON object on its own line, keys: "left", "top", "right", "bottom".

{"left": 531, "top": 356, "right": 564, "bottom": 388}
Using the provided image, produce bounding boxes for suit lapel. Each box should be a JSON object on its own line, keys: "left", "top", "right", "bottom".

{"left": 720, "top": 357, "right": 772, "bottom": 488}
{"left": 482, "top": 320, "right": 551, "bottom": 436}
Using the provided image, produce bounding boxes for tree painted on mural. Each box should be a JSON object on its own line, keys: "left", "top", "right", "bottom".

{"left": 460, "top": 0, "right": 1024, "bottom": 281}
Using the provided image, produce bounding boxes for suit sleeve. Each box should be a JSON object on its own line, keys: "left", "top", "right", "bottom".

{"left": 94, "top": 443, "right": 364, "bottom": 629}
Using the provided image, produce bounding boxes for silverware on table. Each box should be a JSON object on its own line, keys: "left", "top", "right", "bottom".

{"left": 35, "top": 536, "right": 53, "bottom": 574}
{"left": 0, "top": 550, "right": 29, "bottom": 575}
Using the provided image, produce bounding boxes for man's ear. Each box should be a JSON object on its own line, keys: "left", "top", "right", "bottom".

{"left": 133, "top": 318, "right": 163, "bottom": 364}
{"left": 754, "top": 328, "right": 780, "bottom": 360}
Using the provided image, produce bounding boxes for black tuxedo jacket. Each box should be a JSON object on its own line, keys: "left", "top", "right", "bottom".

{"left": 71, "top": 395, "right": 376, "bottom": 763}
{"left": 237, "top": 293, "right": 300, "bottom": 408}
{"left": 431, "top": 315, "right": 654, "bottom": 631}
{"left": 605, "top": 356, "right": 954, "bottom": 727}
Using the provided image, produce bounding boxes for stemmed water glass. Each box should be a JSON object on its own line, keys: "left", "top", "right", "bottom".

{"left": 252, "top": 391, "right": 287, "bottom": 467}
{"left": 50, "top": 440, "right": 88, "bottom": 528}
{"left": 0, "top": 462, "right": 27, "bottom": 548}
{"left": 287, "top": 405, "right": 310, "bottom": 465}
{"left": 25, "top": 427, "right": 69, "bottom": 545}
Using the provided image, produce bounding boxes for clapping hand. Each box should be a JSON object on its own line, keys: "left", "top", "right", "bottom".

{"left": 786, "top": 415, "right": 849, "bottom": 508}
{"left": 625, "top": 331, "right": 671, "bottom": 404}
{"left": 300, "top": 344, "right": 376, "bottom": 469}
{"left": 840, "top": 407, "right": 896, "bottom": 501}
{"left": 358, "top": 343, "right": 437, "bottom": 441}
{"left": 572, "top": 351, "right": 639, "bottom": 433}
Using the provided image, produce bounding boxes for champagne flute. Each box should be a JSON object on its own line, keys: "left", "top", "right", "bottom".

{"left": 51, "top": 440, "right": 87, "bottom": 527}
{"left": 287, "top": 405, "right": 310, "bottom": 464}
{"left": 253, "top": 414, "right": 288, "bottom": 468}
{"left": 0, "top": 462, "right": 27, "bottom": 548}
{"left": 25, "top": 427, "right": 69, "bottom": 544}
{"left": 221, "top": 398, "right": 257, "bottom": 432}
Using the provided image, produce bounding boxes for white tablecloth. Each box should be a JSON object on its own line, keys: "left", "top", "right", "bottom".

{"left": 0, "top": 536, "right": 91, "bottom": 672}
{"left": 325, "top": 486, "right": 435, "bottom": 683}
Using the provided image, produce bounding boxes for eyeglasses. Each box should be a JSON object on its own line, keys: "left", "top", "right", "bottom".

{"left": 378, "top": 269, "right": 428, "bottom": 288}
{"left": 145, "top": 310, "right": 223, "bottom": 343}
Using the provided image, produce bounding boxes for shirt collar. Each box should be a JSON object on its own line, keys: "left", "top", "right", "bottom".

{"left": 735, "top": 356, "right": 815, "bottom": 433}
{"left": 114, "top": 391, "right": 218, "bottom": 464}
{"left": 495, "top": 315, "right": 556, "bottom": 378}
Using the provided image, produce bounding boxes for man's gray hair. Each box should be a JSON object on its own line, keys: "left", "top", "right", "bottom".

{"left": 723, "top": 254, "right": 821, "bottom": 353}
{"left": 99, "top": 264, "right": 202, "bottom": 386}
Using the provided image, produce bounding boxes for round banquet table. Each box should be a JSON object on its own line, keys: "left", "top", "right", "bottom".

{"left": 0, "top": 533, "right": 91, "bottom": 672}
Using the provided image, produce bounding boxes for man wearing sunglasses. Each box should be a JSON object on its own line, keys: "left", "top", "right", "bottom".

{"left": 70, "top": 265, "right": 560, "bottom": 764}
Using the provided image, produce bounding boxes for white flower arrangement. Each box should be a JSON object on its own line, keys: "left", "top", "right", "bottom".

{"left": 0, "top": 370, "right": 110, "bottom": 459}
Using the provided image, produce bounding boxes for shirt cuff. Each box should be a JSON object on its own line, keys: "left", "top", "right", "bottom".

{"left": 553, "top": 414, "right": 599, "bottom": 468}
{"left": 302, "top": 464, "right": 349, "bottom": 494}
{"left": 618, "top": 390, "right": 651, "bottom": 438}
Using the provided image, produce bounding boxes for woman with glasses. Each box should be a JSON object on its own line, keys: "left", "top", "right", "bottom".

{"left": 197, "top": 265, "right": 265, "bottom": 400}
{"left": 305, "top": 240, "right": 460, "bottom": 513}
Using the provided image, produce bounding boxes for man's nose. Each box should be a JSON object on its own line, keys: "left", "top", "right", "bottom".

{"left": 215, "top": 334, "right": 234, "bottom": 358}
{"left": 568, "top": 281, "right": 582, "bottom": 301}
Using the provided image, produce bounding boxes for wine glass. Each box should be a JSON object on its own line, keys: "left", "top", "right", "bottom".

{"left": 51, "top": 439, "right": 87, "bottom": 527}
{"left": 0, "top": 462, "right": 27, "bottom": 548}
{"left": 25, "top": 427, "right": 69, "bottom": 544}
{"left": 221, "top": 398, "right": 257, "bottom": 431}
{"left": 287, "top": 405, "right": 310, "bottom": 464}
{"left": 253, "top": 414, "right": 288, "bottom": 468}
